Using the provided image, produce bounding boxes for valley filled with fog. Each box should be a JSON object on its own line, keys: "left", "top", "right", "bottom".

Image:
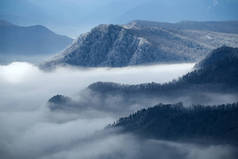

{"left": 0, "top": 62, "right": 194, "bottom": 110}
{"left": 0, "top": 62, "right": 237, "bottom": 159}
{"left": 1, "top": 0, "right": 238, "bottom": 158}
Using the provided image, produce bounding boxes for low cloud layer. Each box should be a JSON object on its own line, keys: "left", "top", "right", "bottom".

{"left": 0, "top": 62, "right": 194, "bottom": 111}
{"left": 0, "top": 62, "right": 237, "bottom": 159}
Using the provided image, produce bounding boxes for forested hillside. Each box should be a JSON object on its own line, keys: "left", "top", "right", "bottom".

{"left": 111, "top": 102, "right": 238, "bottom": 145}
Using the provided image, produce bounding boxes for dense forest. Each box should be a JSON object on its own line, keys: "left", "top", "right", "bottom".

{"left": 111, "top": 102, "right": 238, "bottom": 145}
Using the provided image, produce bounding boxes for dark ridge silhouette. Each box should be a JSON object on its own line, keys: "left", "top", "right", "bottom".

{"left": 48, "top": 94, "right": 77, "bottom": 111}
{"left": 111, "top": 102, "right": 238, "bottom": 145}
{"left": 88, "top": 46, "right": 238, "bottom": 98}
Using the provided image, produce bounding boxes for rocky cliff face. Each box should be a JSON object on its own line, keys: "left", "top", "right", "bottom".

{"left": 60, "top": 24, "right": 162, "bottom": 67}
{"left": 42, "top": 21, "right": 238, "bottom": 69}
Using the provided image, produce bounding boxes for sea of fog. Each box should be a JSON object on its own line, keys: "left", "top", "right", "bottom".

{"left": 0, "top": 62, "right": 237, "bottom": 159}
{"left": 0, "top": 62, "right": 195, "bottom": 111}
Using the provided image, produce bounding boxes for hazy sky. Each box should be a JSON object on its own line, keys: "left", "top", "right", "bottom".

{"left": 1, "top": 0, "right": 238, "bottom": 37}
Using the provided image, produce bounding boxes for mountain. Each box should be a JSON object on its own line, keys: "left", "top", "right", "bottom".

{"left": 0, "top": 20, "right": 73, "bottom": 63}
{"left": 48, "top": 46, "right": 238, "bottom": 113}
{"left": 130, "top": 20, "right": 238, "bottom": 34}
{"left": 196, "top": 46, "right": 238, "bottom": 69}
{"left": 86, "top": 46, "right": 238, "bottom": 107}
{"left": 89, "top": 46, "right": 238, "bottom": 91}
{"left": 48, "top": 94, "right": 77, "bottom": 111}
{"left": 41, "top": 20, "right": 238, "bottom": 69}
{"left": 111, "top": 102, "right": 238, "bottom": 145}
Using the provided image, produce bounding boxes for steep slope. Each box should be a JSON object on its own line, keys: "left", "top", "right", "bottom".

{"left": 42, "top": 21, "right": 238, "bottom": 69}
{"left": 196, "top": 46, "right": 238, "bottom": 69}
{"left": 42, "top": 24, "right": 189, "bottom": 69}
{"left": 111, "top": 102, "right": 238, "bottom": 145}
{"left": 0, "top": 20, "right": 73, "bottom": 63}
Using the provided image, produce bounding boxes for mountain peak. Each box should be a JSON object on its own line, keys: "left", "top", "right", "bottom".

{"left": 0, "top": 20, "right": 15, "bottom": 26}
{"left": 48, "top": 94, "right": 71, "bottom": 105}
{"left": 41, "top": 21, "right": 238, "bottom": 69}
{"left": 28, "top": 24, "right": 52, "bottom": 31}
{"left": 94, "top": 24, "right": 123, "bottom": 31}
{"left": 0, "top": 21, "right": 73, "bottom": 64}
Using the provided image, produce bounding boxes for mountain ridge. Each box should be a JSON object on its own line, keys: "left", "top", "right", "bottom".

{"left": 128, "top": 20, "right": 238, "bottom": 34}
{"left": 89, "top": 46, "right": 238, "bottom": 90}
{"left": 111, "top": 102, "right": 238, "bottom": 145}
{"left": 0, "top": 20, "right": 73, "bottom": 63}
{"left": 41, "top": 20, "right": 238, "bottom": 69}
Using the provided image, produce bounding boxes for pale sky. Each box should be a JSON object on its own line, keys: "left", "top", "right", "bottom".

{"left": 1, "top": 0, "right": 238, "bottom": 37}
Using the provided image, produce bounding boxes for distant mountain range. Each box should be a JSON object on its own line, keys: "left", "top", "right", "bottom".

{"left": 48, "top": 46, "right": 238, "bottom": 113}
{"left": 131, "top": 20, "right": 238, "bottom": 34}
{"left": 1, "top": 0, "right": 238, "bottom": 36}
{"left": 0, "top": 20, "right": 72, "bottom": 63}
{"left": 42, "top": 20, "right": 238, "bottom": 69}
{"left": 111, "top": 102, "right": 238, "bottom": 145}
